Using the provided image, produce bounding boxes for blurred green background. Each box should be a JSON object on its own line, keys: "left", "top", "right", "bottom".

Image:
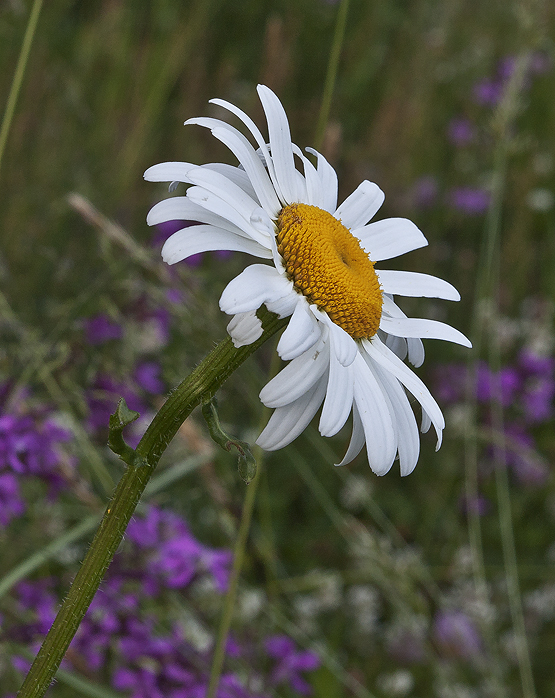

{"left": 1, "top": 0, "right": 555, "bottom": 696}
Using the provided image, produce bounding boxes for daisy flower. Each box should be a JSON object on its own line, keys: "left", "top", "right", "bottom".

{"left": 145, "top": 85, "right": 471, "bottom": 475}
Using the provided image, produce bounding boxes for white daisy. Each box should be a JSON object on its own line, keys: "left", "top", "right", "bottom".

{"left": 145, "top": 84, "right": 471, "bottom": 476}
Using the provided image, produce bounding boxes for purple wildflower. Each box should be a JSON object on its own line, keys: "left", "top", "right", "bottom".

{"left": 409, "top": 175, "right": 438, "bottom": 209}
{"left": 433, "top": 610, "right": 482, "bottom": 659}
{"left": 135, "top": 362, "right": 164, "bottom": 394}
{"left": 448, "top": 187, "right": 491, "bottom": 215}
{"left": 447, "top": 117, "right": 476, "bottom": 146}
{"left": 126, "top": 506, "right": 232, "bottom": 593}
{"left": 266, "top": 635, "right": 320, "bottom": 695}
{"left": 459, "top": 493, "right": 490, "bottom": 517}
{"left": 86, "top": 374, "right": 146, "bottom": 433}
{"left": 0, "top": 472, "right": 25, "bottom": 525}
{"left": 0, "top": 408, "right": 74, "bottom": 524}
{"left": 84, "top": 313, "right": 123, "bottom": 345}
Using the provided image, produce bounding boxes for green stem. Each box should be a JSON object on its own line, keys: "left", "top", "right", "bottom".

{"left": 314, "top": 0, "right": 350, "bottom": 151}
{"left": 206, "top": 452, "right": 262, "bottom": 698}
{"left": 0, "top": 0, "right": 44, "bottom": 176}
{"left": 17, "top": 308, "right": 286, "bottom": 698}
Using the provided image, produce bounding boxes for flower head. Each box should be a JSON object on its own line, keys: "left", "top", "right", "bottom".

{"left": 146, "top": 85, "right": 470, "bottom": 475}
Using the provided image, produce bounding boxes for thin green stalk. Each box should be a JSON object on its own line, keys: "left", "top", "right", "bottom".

{"left": 17, "top": 308, "right": 286, "bottom": 698}
{"left": 314, "top": 0, "right": 350, "bottom": 151}
{"left": 465, "top": 52, "right": 536, "bottom": 697}
{"left": 0, "top": 0, "right": 44, "bottom": 175}
{"left": 206, "top": 347, "right": 282, "bottom": 697}
{"left": 206, "top": 450, "right": 263, "bottom": 698}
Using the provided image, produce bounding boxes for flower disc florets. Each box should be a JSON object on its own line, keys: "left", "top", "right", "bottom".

{"left": 277, "top": 203, "right": 383, "bottom": 339}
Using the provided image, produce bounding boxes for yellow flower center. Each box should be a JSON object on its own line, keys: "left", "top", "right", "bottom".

{"left": 276, "top": 203, "right": 383, "bottom": 339}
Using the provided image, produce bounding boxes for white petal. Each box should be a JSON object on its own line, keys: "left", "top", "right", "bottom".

{"left": 209, "top": 97, "right": 285, "bottom": 203}
{"left": 186, "top": 186, "right": 267, "bottom": 246}
{"left": 421, "top": 409, "right": 432, "bottom": 433}
{"left": 306, "top": 148, "right": 338, "bottom": 213}
{"left": 380, "top": 316, "right": 472, "bottom": 348}
{"left": 407, "top": 338, "right": 425, "bottom": 368}
{"left": 227, "top": 311, "right": 263, "bottom": 347}
{"left": 161, "top": 225, "right": 271, "bottom": 264}
{"left": 185, "top": 119, "right": 278, "bottom": 214}
{"left": 144, "top": 161, "right": 195, "bottom": 183}
{"left": 250, "top": 207, "right": 276, "bottom": 237}
{"left": 334, "top": 180, "right": 385, "bottom": 230}
{"left": 276, "top": 300, "right": 321, "bottom": 361}
{"left": 311, "top": 308, "right": 358, "bottom": 367}
{"left": 319, "top": 349, "right": 354, "bottom": 437}
{"left": 376, "top": 270, "right": 460, "bottom": 301}
{"left": 202, "top": 163, "right": 258, "bottom": 200}
{"left": 381, "top": 296, "right": 425, "bottom": 367}
{"left": 265, "top": 291, "right": 298, "bottom": 319}
{"left": 260, "top": 337, "right": 329, "bottom": 409}
{"left": 210, "top": 126, "right": 281, "bottom": 216}
{"left": 147, "top": 196, "right": 249, "bottom": 237}
{"left": 363, "top": 336, "right": 444, "bottom": 449}
{"left": 370, "top": 359, "right": 420, "bottom": 476}
{"left": 352, "top": 354, "right": 397, "bottom": 475}
{"left": 219, "top": 264, "right": 292, "bottom": 315}
{"left": 185, "top": 167, "right": 265, "bottom": 237}
{"left": 383, "top": 332, "right": 408, "bottom": 361}
{"left": 256, "top": 376, "right": 328, "bottom": 450}
{"left": 353, "top": 218, "right": 428, "bottom": 262}
{"left": 335, "top": 404, "right": 365, "bottom": 466}
{"left": 257, "top": 85, "right": 301, "bottom": 204}
{"left": 292, "top": 144, "right": 323, "bottom": 208}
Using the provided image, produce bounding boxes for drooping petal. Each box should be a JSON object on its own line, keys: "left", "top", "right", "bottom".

{"left": 381, "top": 296, "right": 425, "bottom": 367}
{"left": 257, "top": 85, "right": 302, "bottom": 204}
{"left": 335, "top": 404, "right": 365, "bottom": 467}
{"left": 256, "top": 376, "right": 328, "bottom": 450}
{"left": 353, "top": 218, "right": 428, "bottom": 262}
{"left": 276, "top": 300, "right": 321, "bottom": 361}
{"left": 376, "top": 270, "right": 460, "bottom": 301}
{"left": 226, "top": 311, "right": 263, "bottom": 347}
{"left": 260, "top": 337, "right": 329, "bottom": 409}
{"left": 162, "top": 226, "right": 272, "bottom": 265}
{"left": 219, "top": 264, "right": 292, "bottom": 315}
{"left": 380, "top": 316, "right": 472, "bottom": 348}
{"left": 370, "top": 359, "right": 420, "bottom": 476}
{"left": 311, "top": 308, "right": 358, "bottom": 367}
{"left": 305, "top": 148, "right": 338, "bottom": 213}
{"left": 334, "top": 180, "right": 385, "bottom": 230}
{"left": 352, "top": 353, "right": 397, "bottom": 475}
{"left": 319, "top": 347, "right": 354, "bottom": 437}
{"left": 363, "top": 336, "right": 444, "bottom": 448}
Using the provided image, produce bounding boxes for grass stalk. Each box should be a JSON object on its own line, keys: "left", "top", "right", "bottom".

{"left": 0, "top": 0, "right": 44, "bottom": 176}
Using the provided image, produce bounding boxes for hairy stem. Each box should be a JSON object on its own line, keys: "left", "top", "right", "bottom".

{"left": 17, "top": 308, "right": 286, "bottom": 698}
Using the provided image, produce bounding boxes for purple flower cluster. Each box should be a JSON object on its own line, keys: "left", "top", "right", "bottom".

{"left": 7, "top": 506, "right": 320, "bottom": 697}
{"left": 473, "top": 53, "right": 550, "bottom": 106}
{"left": 411, "top": 52, "right": 551, "bottom": 216}
{"left": 0, "top": 395, "right": 74, "bottom": 526}
{"left": 435, "top": 348, "right": 554, "bottom": 488}
{"left": 433, "top": 610, "right": 482, "bottom": 660}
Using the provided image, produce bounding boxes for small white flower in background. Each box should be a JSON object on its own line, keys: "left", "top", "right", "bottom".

{"left": 146, "top": 85, "right": 471, "bottom": 475}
